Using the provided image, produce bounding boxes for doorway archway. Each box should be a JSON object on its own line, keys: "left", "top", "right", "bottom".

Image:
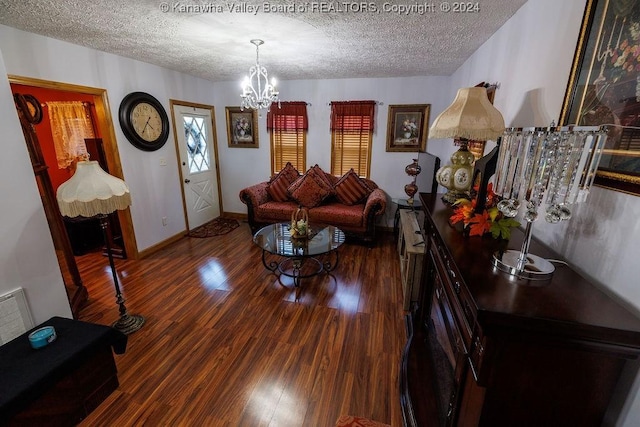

{"left": 9, "top": 75, "right": 138, "bottom": 259}
{"left": 9, "top": 76, "right": 138, "bottom": 316}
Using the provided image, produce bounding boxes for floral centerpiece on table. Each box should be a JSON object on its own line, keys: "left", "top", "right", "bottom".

{"left": 290, "top": 207, "right": 309, "bottom": 239}
{"left": 449, "top": 183, "right": 520, "bottom": 240}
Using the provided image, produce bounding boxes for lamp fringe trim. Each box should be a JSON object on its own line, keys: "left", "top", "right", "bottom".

{"left": 430, "top": 128, "right": 503, "bottom": 141}
{"left": 58, "top": 193, "right": 132, "bottom": 218}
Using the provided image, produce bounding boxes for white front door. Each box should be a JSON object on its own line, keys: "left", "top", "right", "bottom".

{"left": 172, "top": 104, "right": 220, "bottom": 230}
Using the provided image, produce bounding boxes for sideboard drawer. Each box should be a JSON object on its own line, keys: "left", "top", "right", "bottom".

{"left": 430, "top": 241, "right": 473, "bottom": 351}
{"left": 430, "top": 271, "right": 467, "bottom": 425}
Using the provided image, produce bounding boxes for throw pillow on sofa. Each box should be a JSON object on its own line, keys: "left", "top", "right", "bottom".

{"left": 267, "top": 162, "right": 299, "bottom": 202}
{"left": 334, "top": 169, "right": 373, "bottom": 205}
{"left": 307, "top": 164, "right": 335, "bottom": 191}
{"left": 288, "top": 173, "right": 333, "bottom": 208}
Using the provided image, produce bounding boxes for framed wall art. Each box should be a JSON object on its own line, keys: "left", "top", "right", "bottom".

{"left": 559, "top": 0, "right": 640, "bottom": 195}
{"left": 386, "top": 104, "right": 430, "bottom": 152}
{"left": 225, "top": 106, "right": 259, "bottom": 148}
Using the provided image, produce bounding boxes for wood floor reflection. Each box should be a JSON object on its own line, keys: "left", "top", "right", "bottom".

{"left": 76, "top": 222, "right": 405, "bottom": 426}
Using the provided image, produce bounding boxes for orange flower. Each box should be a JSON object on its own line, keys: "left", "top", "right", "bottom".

{"left": 449, "top": 183, "right": 519, "bottom": 239}
{"left": 468, "top": 211, "right": 492, "bottom": 236}
{"left": 450, "top": 201, "right": 475, "bottom": 225}
{"left": 485, "top": 182, "right": 496, "bottom": 207}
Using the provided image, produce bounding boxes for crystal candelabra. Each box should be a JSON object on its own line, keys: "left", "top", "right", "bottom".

{"left": 404, "top": 158, "right": 422, "bottom": 204}
{"left": 492, "top": 125, "right": 607, "bottom": 280}
{"left": 240, "top": 39, "right": 279, "bottom": 112}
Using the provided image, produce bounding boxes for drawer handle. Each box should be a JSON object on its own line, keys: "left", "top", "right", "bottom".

{"left": 454, "top": 335, "right": 461, "bottom": 353}
{"left": 446, "top": 260, "right": 456, "bottom": 279}
{"left": 464, "top": 301, "right": 472, "bottom": 319}
{"left": 447, "top": 390, "right": 457, "bottom": 418}
{"left": 474, "top": 337, "right": 484, "bottom": 357}
{"left": 454, "top": 281, "right": 461, "bottom": 294}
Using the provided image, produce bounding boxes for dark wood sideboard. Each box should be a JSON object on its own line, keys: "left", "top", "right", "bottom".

{"left": 400, "top": 193, "right": 640, "bottom": 427}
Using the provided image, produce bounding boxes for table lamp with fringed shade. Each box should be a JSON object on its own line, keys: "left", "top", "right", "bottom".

{"left": 430, "top": 87, "right": 505, "bottom": 203}
{"left": 56, "top": 160, "right": 144, "bottom": 334}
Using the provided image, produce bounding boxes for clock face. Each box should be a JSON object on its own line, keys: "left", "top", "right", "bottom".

{"left": 119, "top": 92, "right": 169, "bottom": 151}
{"left": 131, "top": 102, "right": 163, "bottom": 142}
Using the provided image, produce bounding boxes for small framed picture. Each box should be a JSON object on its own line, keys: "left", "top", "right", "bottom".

{"left": 225, "top": 106, "right": 259, "bottom": 148}
{"left": 386, "top": 104, "right": 430, "bottom": 152}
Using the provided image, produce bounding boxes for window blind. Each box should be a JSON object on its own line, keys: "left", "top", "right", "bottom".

{"left": 330, "top": 101, "right": 376, "bottom": 177}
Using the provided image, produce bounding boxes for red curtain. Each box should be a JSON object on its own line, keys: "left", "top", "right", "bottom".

{"left": 330, "top": 101, "right": 376, "bottom": 131}
{"left": 267, "top": 102, "right": 308, "bottom": 131}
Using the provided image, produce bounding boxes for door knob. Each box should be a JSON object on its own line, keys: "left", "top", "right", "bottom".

{"left": 184, "top": 179, "right": 190, "bottom": 183}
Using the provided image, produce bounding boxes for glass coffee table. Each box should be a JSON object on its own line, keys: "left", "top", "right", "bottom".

{"left": 253, "top": 223, "right": 345, "bottom": 287}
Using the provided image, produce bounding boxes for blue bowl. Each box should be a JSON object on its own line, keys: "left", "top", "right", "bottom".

{"left": 28, "top": 326, "right": 57, "bottom": 349}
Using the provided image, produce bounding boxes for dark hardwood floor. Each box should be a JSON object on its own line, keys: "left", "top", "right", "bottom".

{"left": 75, "top": 222, "right": 406, "bottom": 426}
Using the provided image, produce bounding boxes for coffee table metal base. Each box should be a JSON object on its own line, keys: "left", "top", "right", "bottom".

{"left": 261, "top": 250, "right": 340, "bottom": 287}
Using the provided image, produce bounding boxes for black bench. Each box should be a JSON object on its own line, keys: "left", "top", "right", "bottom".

{"left": 0, "top": 316, "right": 127, "bottom": 426}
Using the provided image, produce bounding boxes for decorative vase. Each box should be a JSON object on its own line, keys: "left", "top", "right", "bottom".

{"left": 404, "top": 158, "right": 422, "bottom": 204}
{"left": 404, "top": 132, "right": 412, "bottom": 139}
{"left": 405, "top": 159, "right": 422, "bottom": 177}
{"left": 239, "top": 129, "right": 245, "bottom": 137}
{"left": 404, "top": 182, "right": 418, "bottom": 199}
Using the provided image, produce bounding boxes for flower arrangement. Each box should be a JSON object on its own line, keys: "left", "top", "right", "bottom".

{"left": 449, "top": 183, "right": 520, "bottom": 240}
{"left": 608, "top": 21, "right": 640, "bottom": 85}
{"left": 402, "top": 118, "right": 418, "bottom": 137}
{"left": 290, "top": 207, "right": 309, "bottom": 239}
{"left": 235, "top": 117, "right": 250, "bottom": 133}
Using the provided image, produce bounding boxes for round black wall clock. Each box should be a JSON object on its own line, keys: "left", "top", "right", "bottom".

{"left": 14, "top": 94, "right": 43, "bottom": 124}
{"left": 118, "top": 92, "right": 170, "bottom": 151}
{"left": 23, "top": 94, "right": 43, "bottom": 124}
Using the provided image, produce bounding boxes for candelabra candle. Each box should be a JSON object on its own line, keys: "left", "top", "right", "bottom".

{"left": 492, "top": 125, "right": 607, "bottom": 280}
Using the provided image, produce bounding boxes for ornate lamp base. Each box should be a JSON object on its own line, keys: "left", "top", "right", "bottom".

{"left": 112, "top": 313, "right": 145, "bottom": 335}
{"left": 436, "top": 140, "right": 475, "bottom": 204}
{"left": 441, "top": 189, "right": 469, "bottom": 205}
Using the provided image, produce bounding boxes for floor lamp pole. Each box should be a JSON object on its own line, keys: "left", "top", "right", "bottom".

{"left": 98, "top": 214, "right": 145, "bottom": 334}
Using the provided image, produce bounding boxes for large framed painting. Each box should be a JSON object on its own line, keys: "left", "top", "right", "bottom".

{"left": 225, "top": 106, "right": 259, "bottom": 148}
{"left": 386, "top": 104, "right": 430, "bottom": 152}
{"left": 560, "top": 0, "right": 640, "bottom": 195}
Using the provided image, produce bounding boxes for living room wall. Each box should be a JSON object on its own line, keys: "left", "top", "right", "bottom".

{"left": 0, "top": 51, "right": 72, "bottom": 325}
{"left": 0, "top": 24, "right": 218, "bottom": 252}
{"left": 443, "top": 0, "right": 640, "bottom": 424}
{"left": 211, "top": 75, "right": 451, "bottom": 227}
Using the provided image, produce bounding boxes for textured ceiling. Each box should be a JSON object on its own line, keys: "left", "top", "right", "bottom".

{"left": 0, "top": 0, "right": 528, "bottom": 82}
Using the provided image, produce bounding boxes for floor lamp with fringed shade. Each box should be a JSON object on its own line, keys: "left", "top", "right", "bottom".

{"left": 56, "top": 160, "right": 144, "bottom": 334}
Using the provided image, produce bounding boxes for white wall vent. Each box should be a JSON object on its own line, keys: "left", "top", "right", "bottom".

{"left": 0, "top": 287, "right": 34, "bottom": 345}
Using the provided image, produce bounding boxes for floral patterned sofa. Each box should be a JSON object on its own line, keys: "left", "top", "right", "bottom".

{"left": 240, "top": 163, "right": 387, "bottom": 243}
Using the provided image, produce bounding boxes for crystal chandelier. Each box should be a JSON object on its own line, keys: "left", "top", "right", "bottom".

{"left": 240, "top": 39, "right": 279, "bottom": 111}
